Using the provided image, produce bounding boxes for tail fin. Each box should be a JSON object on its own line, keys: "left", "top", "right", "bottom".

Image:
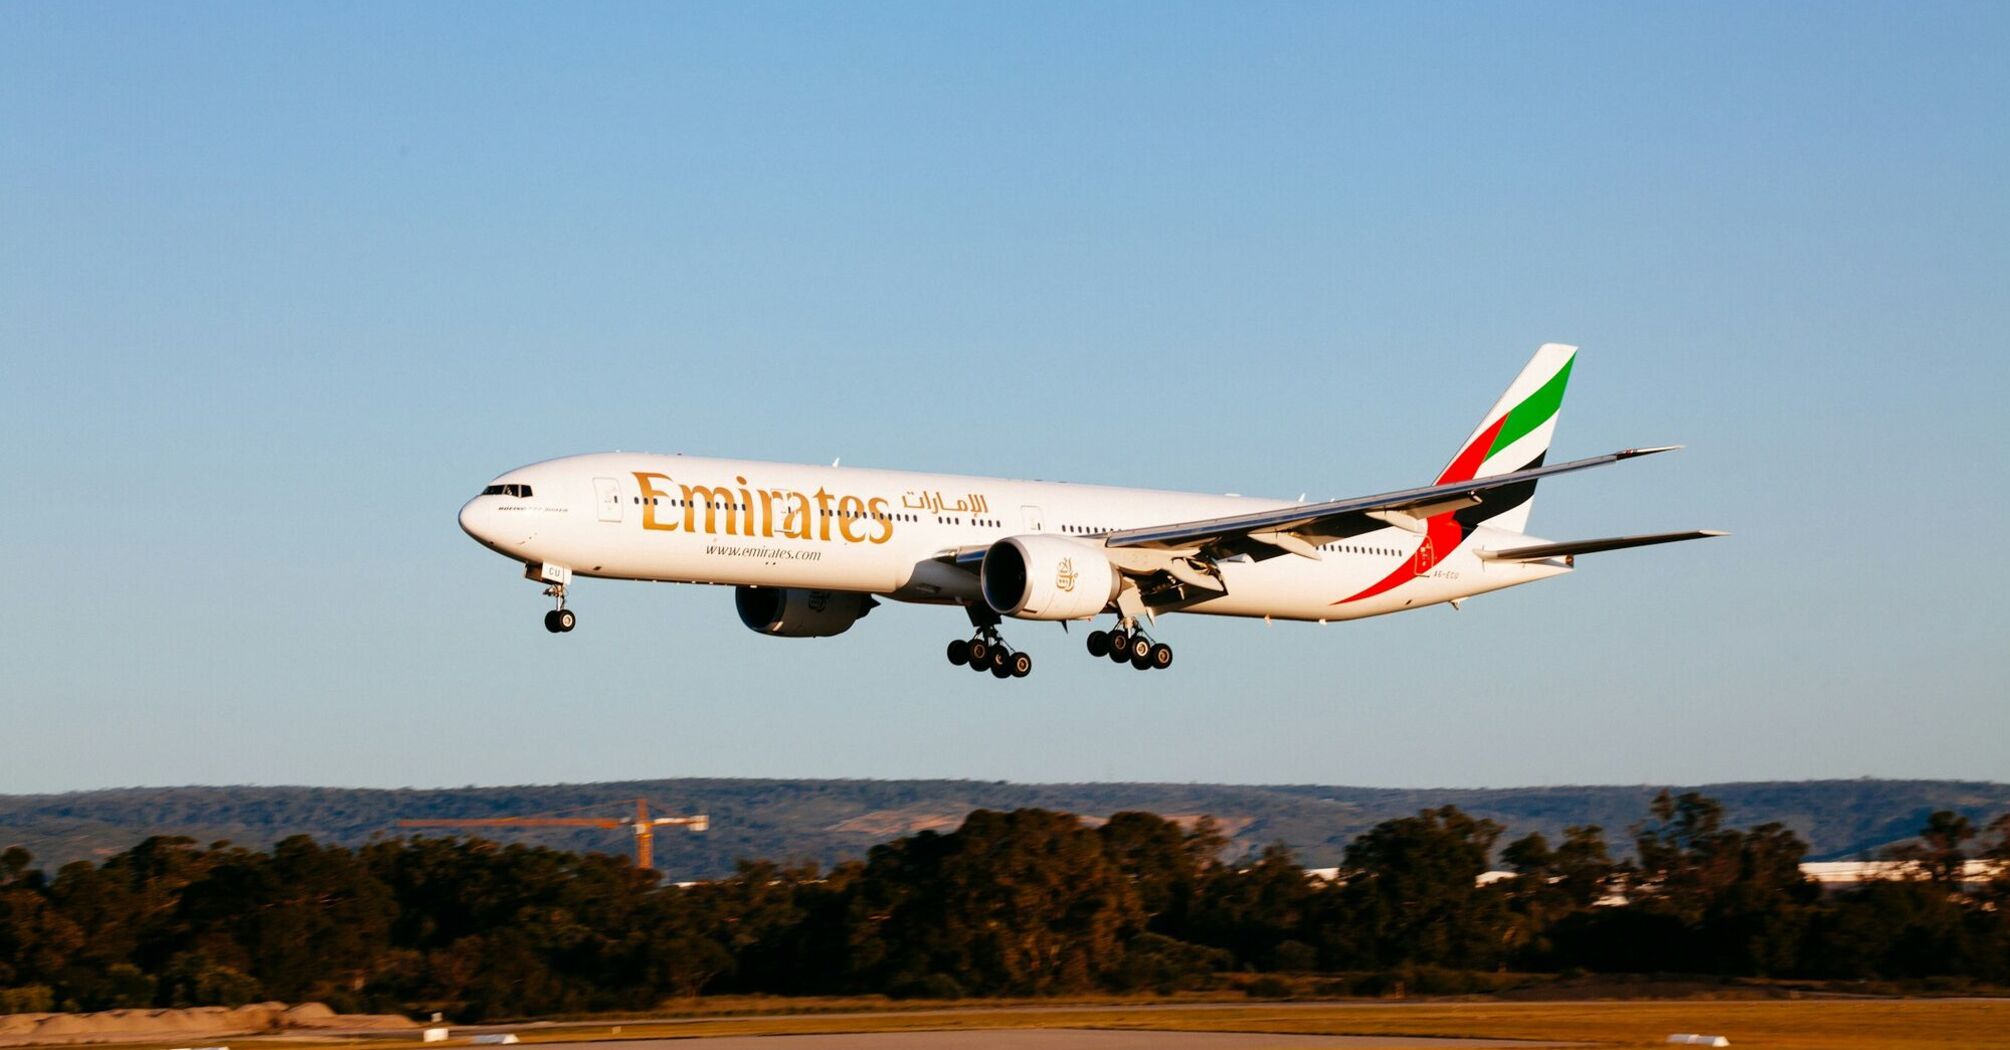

{"left": 1436, "top": 343, "right": 1577, "bottom": 534}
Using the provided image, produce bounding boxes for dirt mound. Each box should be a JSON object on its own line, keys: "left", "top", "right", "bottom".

{"left": 0, "top": 1002, "right": 412, "bottom": 1046}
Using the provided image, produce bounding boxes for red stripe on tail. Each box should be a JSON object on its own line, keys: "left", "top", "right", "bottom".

{"left": 1437, "top": 415, "right": 1505, "bottom": 485}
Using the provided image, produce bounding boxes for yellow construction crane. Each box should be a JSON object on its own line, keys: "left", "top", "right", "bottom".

{"left": 397, "top": 797, "right": 708, "bottom": 869}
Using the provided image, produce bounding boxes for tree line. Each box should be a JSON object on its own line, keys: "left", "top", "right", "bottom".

{"left": 11, "top": 779, "right": 2001, "bottom": 876}
{"left": 4, "top": 793, "right": 2008, "bottom": 1019}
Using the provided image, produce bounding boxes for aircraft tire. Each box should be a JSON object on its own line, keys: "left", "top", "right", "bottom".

{"left": 1149, "top": 642, "right": 1173, "bottom": 670}
{"left": 967, "top": 638, "right": 989, "bottom": 665}
{"left": 1127, "top": 635, "right": 1152, "bottom": 662}
{"left": 556, "top": 609, "right": 577, "bottom": 632}
{"left": 947, "top": 639, "right": 970, "bottom": 666}
{"left": 1010, "top": 652, "right": 1033, "bottom": 677}
{"left": 990, "top": 660, "right": 1013, "bottom": 679}
{"left": 1107, "top": 629, "right": 1129, "bottom": 661}
{"left": 1130, "top": 649, "right": 1153, "bottom": 670}
{"left": 1086, "top": 630, "right": 1109, "bottom": 657}
{"left": 544, "top": 610, "right": 563, "bottom": 633}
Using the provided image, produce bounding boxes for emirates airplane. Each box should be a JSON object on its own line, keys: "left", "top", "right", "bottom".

{"left": 458, "top": 345, "right": 1720, "bottom": 677}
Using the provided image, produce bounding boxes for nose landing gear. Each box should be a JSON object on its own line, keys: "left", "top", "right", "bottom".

{"left": 525, "top": 563, "right": 577, "bottom": 634}
{"left": 542, "top": 584, "right": 576, "bottom": 633}
{"left": 1087, "top": 620, "right": 1172, "bottom": 671}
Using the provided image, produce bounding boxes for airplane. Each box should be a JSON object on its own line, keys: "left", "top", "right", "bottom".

{"left": 458, "top": 344, "right": 1721, "bottom": 678}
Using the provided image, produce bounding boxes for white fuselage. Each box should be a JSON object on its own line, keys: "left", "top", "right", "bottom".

{"left": 458, "top": 453, "right": 1567, "bottom": 623}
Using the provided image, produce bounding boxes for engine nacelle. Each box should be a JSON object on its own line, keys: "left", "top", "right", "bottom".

{"left": 980, "top": 535, "right": 1121, "bottom": 620}
{"left": 735, "top": 586, "right": 877, "bottom": 638}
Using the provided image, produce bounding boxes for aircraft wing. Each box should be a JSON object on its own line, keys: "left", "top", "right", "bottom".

{"left": 1475, "top": 530, "right": 1727, "bottom": 562}
{"left": 1103, "top": 446, "right": 1682, "bottom": 559}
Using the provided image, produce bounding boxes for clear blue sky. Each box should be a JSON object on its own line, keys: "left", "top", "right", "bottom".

{"left": 4, "top": 3, "right": 2005, "bottom": 794}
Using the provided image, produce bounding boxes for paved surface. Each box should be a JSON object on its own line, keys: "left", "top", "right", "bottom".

{"left": 558, "top": 1033, "right": 1568, "bottom": 1049}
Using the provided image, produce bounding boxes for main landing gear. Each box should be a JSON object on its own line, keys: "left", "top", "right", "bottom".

{"left": 946, "top": 632, "right": 1033, "bottom": 679}
{"left": 1086, "top": 621, "right": 1173, "bottom": 671}
{"left": 946, "top": 605, "right": 1032, "bottom": 679}
{"left": 542, "top": 583, "right": 577, "bottom": 634}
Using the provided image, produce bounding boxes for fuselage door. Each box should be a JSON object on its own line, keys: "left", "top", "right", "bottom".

{"left": 1021, "top": 505, "right": 1044, "bottom": 531}
{"left": 593, "top": 477, "right": 623, "bottom": 523}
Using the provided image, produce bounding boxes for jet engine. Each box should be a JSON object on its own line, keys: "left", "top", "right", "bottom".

{"left": 980, "top": 535, "right": 1121, "bottom": 620}
{"left": 735, "top": 586, "right": 877, "bottom": 638}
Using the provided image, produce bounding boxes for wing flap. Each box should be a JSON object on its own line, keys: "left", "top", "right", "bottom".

{"left": 1476, "top": 530, "right": 1727, "bottom": 562}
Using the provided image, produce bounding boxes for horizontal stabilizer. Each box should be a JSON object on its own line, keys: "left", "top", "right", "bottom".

{"left": 1477, "top": 530, "right": 1727, "bottom": 562}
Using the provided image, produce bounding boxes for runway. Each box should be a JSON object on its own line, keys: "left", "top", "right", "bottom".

{"left": 557, "top": 1032, "right": 1570, "bottom": 1049}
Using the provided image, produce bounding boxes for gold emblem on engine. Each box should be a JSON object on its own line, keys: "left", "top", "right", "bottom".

{"left": 1055, "top": 557, "right": 1078, "bottom": 593}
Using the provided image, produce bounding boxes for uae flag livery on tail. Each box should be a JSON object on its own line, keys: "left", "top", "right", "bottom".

{"left": 1336, "top": 344, "right": 1576, "bottom": 604}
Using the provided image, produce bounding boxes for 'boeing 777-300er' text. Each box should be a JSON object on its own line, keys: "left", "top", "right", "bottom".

{"left": 459, "top": 344, "right": 1722, "bottom": 677}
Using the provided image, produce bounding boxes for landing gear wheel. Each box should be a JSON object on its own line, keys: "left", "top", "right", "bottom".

{"left": 1101, "top": 627, "right": 1133, "bottom": 663}
{"left": 990, "top": 655, "right": 1013, "bottom": 678}
{"left": 544, "top": 610, "right": 564, "bottom": 633}
{"left": 1126, "top": 634, "right": 1152, "bottom": 663}
{"left": 1130, "top": 648, "right": 1154, "bottom": 670}
{"left": 555, "top": 609, "right": 576, "bottom": 632}
{"left": 1010, "top": 651, "right": 1033, "bottom": 678}
{"left": 947, "top": 639, "right": 970, "bottom": 666}
{"left": 1149, "top": 642, "right": 1173, "bottom": 670}
{"left": 1086, "top": 630, "right": 1110, "bottom": 658}
{"left": 967, "top": 638, "right": 990, "bottom": 665}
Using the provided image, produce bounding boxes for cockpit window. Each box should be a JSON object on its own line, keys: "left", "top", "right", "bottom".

{"left": 481, "top": 483, "right": 533, "bottom": 498}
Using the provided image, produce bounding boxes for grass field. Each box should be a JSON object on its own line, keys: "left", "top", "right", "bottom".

{"left": 178, "top": 999, "right": 2010, "bottom": 1050}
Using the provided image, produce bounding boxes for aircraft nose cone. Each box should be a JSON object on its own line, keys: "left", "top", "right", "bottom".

{"left": 458, "top": 498, "right": 492, "bottom": 544}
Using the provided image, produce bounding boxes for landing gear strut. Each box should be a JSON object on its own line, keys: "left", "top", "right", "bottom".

{"left": 542, "top": 583, "right": 576, "bottom": 633}
{"left": 1087, "top": 619, "right": 1172, "bottom": 671}
{"left": 946, "top": 606, "right": 1032, "bottom": 679}
{"left": 525, "top": 563, "right": 577, "bottom": 634}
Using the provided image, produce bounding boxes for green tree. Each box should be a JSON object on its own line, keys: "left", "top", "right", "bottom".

{"left": 1886, "top": 810, "right": 1976, "bottom": 884}
{"left": 0, "top": 855, "right": 85, "bottom": 991}
{"left": 1499, "top": 825, "right": 1614, "bottom": 964}
{"left": 158, "top": 949, "right": 263, "bottom": 1007}
{"left": 850, "top": 809, "right": 1143, "bottom": 995}
{"left": 1327, "top": 806, "right": 1506, "bottom": 970}
{"left": 1626, "top": 792, "right": 1815, "bottom": 975}
{"left": 1189, "top": 843, "right": 1317, "bottom": 970}
{"left": 1981, "top": 812, "right": 2010, "bottom": 908}
{"left": 1095, "top": 811, "right": 1220, "bottom": 933}
{"left": 686, "top": 859, "right": 818, "bottom": 993}
{"left": 171, "top": 837, "right": 395, "bottom": 1007}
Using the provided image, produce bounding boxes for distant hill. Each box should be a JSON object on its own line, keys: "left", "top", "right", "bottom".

{"left": 4, "top": 778, "right": 2006, "bottom": 880}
